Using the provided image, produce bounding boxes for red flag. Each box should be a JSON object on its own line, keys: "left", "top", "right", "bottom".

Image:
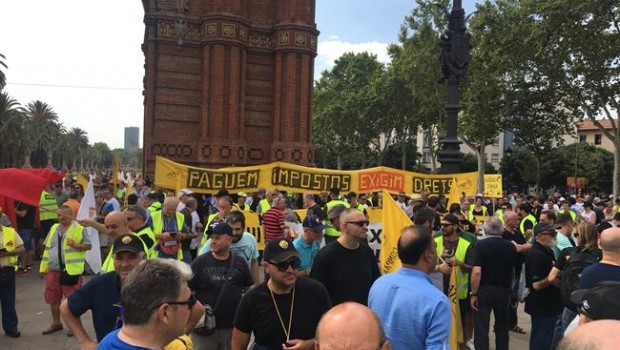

{"left": 0, "top": 168, "right": 64, "bottom": 207}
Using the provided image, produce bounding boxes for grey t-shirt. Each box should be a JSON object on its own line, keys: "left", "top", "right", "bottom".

{"left": 47, "top": 222, "right": 92, "bottom": 271}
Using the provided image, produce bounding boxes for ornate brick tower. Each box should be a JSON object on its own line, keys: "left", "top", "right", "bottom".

{"left": 141, "top": 0, "right": 318, "bottom": 175}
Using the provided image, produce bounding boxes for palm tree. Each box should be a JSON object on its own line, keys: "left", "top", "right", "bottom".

{"left": 24, "top": 100, "right": 63, "bottom": 168}
{"left": 0, "top": 53, "right": 7, "bottom": 91}
{"left": 65, "top": 127, "right": 89, "bottom": 170}
{"left": 0, "top": 92, "right": 26, "bottom": 166}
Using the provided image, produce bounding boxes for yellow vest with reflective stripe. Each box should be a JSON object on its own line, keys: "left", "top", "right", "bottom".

{"left": 496, "top": 209, "right": 504, "bottom": 223}
{"left": 1, "top": 226, "right": 20, "bottom": 270}
{"left": 147, "top": 202, "right": 162, "bottom": 214}
{"left": 435, "top": 236, "right": 471, "bottom": 299}
{"left": 40, "top": 223, "right": 86, "bottom": 275}
{"left": 39, "top": 191, "right": 58, "bottom": 221}
{"left": 201, "top": 213, "right": 219, "bottom": 246}
{"left": 519, "top": 214, "right": 537, "bottom": 235}
{"left": 558, "top": 209, "right": 578, "bottom": 222}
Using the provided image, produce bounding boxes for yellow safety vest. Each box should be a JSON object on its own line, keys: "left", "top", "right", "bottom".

{"left": 151, "top": 211, "right": 184, "bottom": 260}
{"left": 496, "top": 209, "right": 504, "bottom": 223}
{"left": 234, "top": 204, "right": 250, "bottom": 212}
{"left": 101, "top": 233, "right": 150, "bottom": 272}
{"left": 470, "top": 205, "right": 488, "bottom": 217}
{"left": 40, "top": 223, "right": 87, "bottom": 275}
{"left": 435, "top": 236, "right": 471, "bottom": 299}
{"left": 324, "top": 200, "right": 351, "bottom": 238}
{"left": 259, "top": 199, "right": 271, "bottom": 214}
{"left": 614, "top": 205, "right": 620, "bottom": 213}
{"left": 201, "top": 213, "right": 219, "bottom": 246}
{"left": 1, "top": 226, "right": 20, "bottom": 270}
{"left": 147, "top": 202, "right": 162, "bottom": 214}
{"left": 39, "top": 191, "right": 58, "bottom": 221}
{"left": 558, "top": 209, "right": 578, "bottom": 222}
{"left": 519, "top": 214, "right": 537, "bottom": 236}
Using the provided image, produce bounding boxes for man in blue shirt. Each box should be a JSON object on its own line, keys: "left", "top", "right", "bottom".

{"left": 293, "top": 214, "right": 324, "bottom": 276}
{"left": 59, "top": 233, "right": 147, "bottom": 347}
{"left": 369, "top": 224, "right": 451, "bottom": 350}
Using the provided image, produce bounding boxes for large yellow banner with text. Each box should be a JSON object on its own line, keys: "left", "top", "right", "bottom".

{"left": 155, "top": 156, "right": 488, "bottom": 196}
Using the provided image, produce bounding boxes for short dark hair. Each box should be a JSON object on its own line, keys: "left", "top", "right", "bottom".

{"left": 225, "top": 210, "right": 246, "bottom": 229}
{"left": 125, "top": 205, "right": 147, "bottom": 222}
{"left": 398, "top": 225, "right": 432, "bottom": 265}
{"left": 449, "top": 203, "right": 461, "bottom": 214}
{"left": 329, "top": 187, "right": 340, "bottom": 196}
{"left": 427, "top": 196, "right": 440, "bottom": 208}
{"left": 543, "top": 211, "right": 556, "bottom": 223}
{"left": 556, "top": 212, "right": 574, "bottom": 226}
{"left": 127, "top": 193, "right": 138, "bottom": 205}
{"left": 413, "top": 207, "right": 436, "bottom": 225}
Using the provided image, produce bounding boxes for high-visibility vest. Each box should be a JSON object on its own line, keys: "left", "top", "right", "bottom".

{"left": 147, "top": 202, "right": 162, "bottom": 214}
{"left": 496, "top": 209, "right": 504, "bottom": 223}
{"left": 435, "top": 236, "right": 471, "bottom": 299}
{"left": 464, "top": 209, "right": 474, "bottom": 221}
{"left": 40, "top": 223, "right": 87, "bottom": 276}
{"left": 470, "top": 205, "right": 488, "bottom": 217}
{"left": 201, "top": 213, "right": 219, "bottom": 246}
{"left": 39, "top": 191, "right": 58, "bottom": 221}
{"left": 136, "top": 226, "right": 157, "bottom": 252}
{"left": 519, "top": 214, "right": 537, "bottom": 235}
{"left": 558, "top": 209, "right": 578, "bottom": 222}
{"left": 1, "top": 226, "right": 20, "bottom": 270}
{"left": 101, "top": 233, "right": 150, "bottom": 272}
{"left": 151, "top": 211, "right": 184, "bottom": 260}
{"left": 324, "top": 200, "right": 350, "bottom": 238}
{"left": 614, "top": 205, "right": 620, "bottom": 213}
{"left": 234, "top": 204, "right": 250, "bottom": 212}
{"left": 259, "top": 199, "right": 271, "bottom": 214}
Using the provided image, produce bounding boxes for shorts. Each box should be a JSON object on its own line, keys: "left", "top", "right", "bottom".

{"left": 44, "top": 270, "right": 82, "bottom": 305}
{"left": 17, "top": 228, "right": 34, "bottom": 251}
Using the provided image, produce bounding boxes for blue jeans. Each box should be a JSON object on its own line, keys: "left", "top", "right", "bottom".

{"left": 0, "top": 267, "right": 18, "bottom": 334}
{"left": 17, "top": 228, "right": 34, "bottom": 252}
{"left": 530, "top": 315, "right": 558, "bottom": 350}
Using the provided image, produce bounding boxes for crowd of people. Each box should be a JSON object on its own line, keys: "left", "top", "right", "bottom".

{"left": 1, "top": 171, "right": 620, "bottom": 350}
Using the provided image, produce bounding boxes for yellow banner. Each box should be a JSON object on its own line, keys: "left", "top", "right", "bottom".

{"left": 379, "top": 191, "right": 412, "bottom": 274}
{"left": 155, "top": 156, "right": 484, "bottom": 196}
{"left": 449, "top": 267, "right": 464, "bottom": 349}
{"left": 484, "top": 174, "right": 503, "bottom": 198}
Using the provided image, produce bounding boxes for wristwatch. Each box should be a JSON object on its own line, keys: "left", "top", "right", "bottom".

{"left": 470, "top": 292, "right": 478, "bottom": 296}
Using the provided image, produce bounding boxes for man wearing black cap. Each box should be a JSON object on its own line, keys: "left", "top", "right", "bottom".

{"left": 570, "top": 281, "right": 620, "bottom": 326}
{"left": 60, "top": 233, "right": 148, "bottom": 348}
{"left": 524, "top": 223, "right": 564, "bottom": 350}
{"left": 190, "top": 222, "right": 253, "bottom": 350}
{"left": 293, "top": 215, "right": 324, "bottom": 276}
{"left": 232, "top": 238, "right": 331, "bottom": 350}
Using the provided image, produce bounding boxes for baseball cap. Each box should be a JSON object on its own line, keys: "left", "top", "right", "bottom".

{"left": 441, "top": 214, "right": 459, "bottom": 226}
{"left": 237, "top": 192, "right": 247, "bottom": 198}
{"left": 263, "top": 238, "right": 298, "bottom": 263}
{"left": 112, "top": 234, "right": 146, "bottom": 255}
{"left": 570, "top": 281, "right": 620, "bottom": 321}
{"left": 302, "top": 215, "right": 325, "bottom": 232}
{"left": 210, "top": 222, "right": 233, "bottom": 236}
{"left": 534, "top": 222, "right": 556, "bottom": 236}
{"left": 178, "top": 188, "right": 193, "bottom": 197}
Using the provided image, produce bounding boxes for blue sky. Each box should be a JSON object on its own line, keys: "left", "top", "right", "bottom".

{"left": 1, "top": 0, "right": 482, "bottom": 149}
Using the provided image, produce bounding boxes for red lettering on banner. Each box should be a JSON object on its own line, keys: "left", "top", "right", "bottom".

{"left": 359, "top": 171, "right": 404, "bottom": 192}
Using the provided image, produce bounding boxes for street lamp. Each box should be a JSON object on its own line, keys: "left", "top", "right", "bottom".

{"left": 438, "top": 0, "right": 472, "bottom": 174}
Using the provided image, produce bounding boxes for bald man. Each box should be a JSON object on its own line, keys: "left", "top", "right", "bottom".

{"left": 557, "top": 320, "right": 620, "bottom": 349}
{"left": 147, "top": 197, "right": 188, "bottom": 260}
{"left": 579, "top": 227, "right": 620, "bottom": 289}
{"left": 315, "top": 302, "right": 390, "bottom": 350}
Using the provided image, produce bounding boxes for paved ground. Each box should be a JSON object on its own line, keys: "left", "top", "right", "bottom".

{"left": 2, "top": 261, "right": 532, "bottom": 349}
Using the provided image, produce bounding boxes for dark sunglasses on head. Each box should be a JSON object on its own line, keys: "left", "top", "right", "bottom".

{"left": 270, "top": 258, "right": 300, "bottom": 272}
{"left": 346, "top": 220, "right": 369, "bottom": 227}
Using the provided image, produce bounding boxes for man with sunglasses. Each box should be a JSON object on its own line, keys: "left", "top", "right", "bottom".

{"left": 310, "top": 208, "right": 380, "bottom": 306}
{"left": 190, "top": 222, "right": 253, "bottom": 350}
{"left": 524, "top": 223, "right": 564, "bottom": 350}
{"left": 60, "top": 233, "right": 147, "bottom": 348}
{"left": 98, "top": 259, "right": 198, "bottom": 349}
{"left": 232, "top": 238, "right": 331, "bottom": 350}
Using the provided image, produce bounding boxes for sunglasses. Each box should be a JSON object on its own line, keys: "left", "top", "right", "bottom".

{"left": 269, "top": 258, "right": 300, "bottom": 272}
{"left": 346, "top": 220, "right": 369, "bottom": 227}
{"left": 155, "top": 294, "right": 197, "bottom": 311}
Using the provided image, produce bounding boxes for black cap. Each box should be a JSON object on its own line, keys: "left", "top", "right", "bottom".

{"left": 302, "top": 215, "right": 325, "bottom": 232}
{"left": 211, "top": 222, "right": 233, "bottom": 236}
{"left": 570, "top": 281, "right": 620, "bottom": 321}
{"left": 263, "top": 238, "right": 298, "bottom": 263}
{"left": 441, "top": 213, "right": 460, "bottom": 226}
{"left": 112, "top": 234, "right": 146, "bottom": 255}
{"left": 534, "top": 222, "right": 556, "bottom": 236}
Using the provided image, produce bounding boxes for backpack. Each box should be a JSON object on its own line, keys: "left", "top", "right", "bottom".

{"left": 559, "top": 248, "right": 599, "bottom": 312}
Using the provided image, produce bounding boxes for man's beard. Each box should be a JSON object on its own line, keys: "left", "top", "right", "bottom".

{"left": 232, "top": 235, "right": 242, "bottom": 243}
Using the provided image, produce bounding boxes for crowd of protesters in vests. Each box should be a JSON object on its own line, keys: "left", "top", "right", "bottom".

{"left": 1, "top": 170, "right": 620, "bottom": 350}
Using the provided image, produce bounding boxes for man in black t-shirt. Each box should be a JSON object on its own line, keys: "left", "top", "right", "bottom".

{"left": 501, "top": 211, "right": 530, "bottom": 333}
{"left": 191, "top": 223, "right": 253, "bottom": 350}
{"left": 14, "top": 201, "right": 36, "bottom": 273}
{"left": 470, "top": 217, "right": 517, "bottom": 350}
{"left": 232, "top": 238, "right": 331, "bottom": 350}
{"left": 524, "top": 223, "right": 564, "bottom": 350}
{"left": 310, "top": 208, "right": 381, "bottom": 306}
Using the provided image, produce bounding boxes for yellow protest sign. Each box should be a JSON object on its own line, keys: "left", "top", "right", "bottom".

{"left": 379, "top": 191, "right": 412, "bottom": 274}
{"left": 484, "top": 174, "right": 503, "bottom": 198}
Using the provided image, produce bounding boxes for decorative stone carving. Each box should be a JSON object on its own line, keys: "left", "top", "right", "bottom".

{"left": 295, "top": 33, "right": 306, "bottom": 45}
{"left": 223, "top": 24, "right": 235, "bottom": 37}
{"left": 206, "top": 23, "right": 216, "bottom": 36}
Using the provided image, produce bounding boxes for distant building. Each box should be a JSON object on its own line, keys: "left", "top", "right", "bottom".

{"left": 124, "top": 127, "right": 139, "bottom": 151}
{"left": 578, "top": 119, "right": 618, "bottom": 153}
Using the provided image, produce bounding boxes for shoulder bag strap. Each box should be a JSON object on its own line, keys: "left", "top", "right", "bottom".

{"left": 213, "top": 253, "right": 235, "bottom": 312}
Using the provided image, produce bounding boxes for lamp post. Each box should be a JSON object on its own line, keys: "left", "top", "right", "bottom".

{"left": 438, "top": 0, "right": 471, "bottom": 174}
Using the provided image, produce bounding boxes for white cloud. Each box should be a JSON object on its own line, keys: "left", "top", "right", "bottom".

{"left": 315, "top": 39, "right": 392, "bottom": 80}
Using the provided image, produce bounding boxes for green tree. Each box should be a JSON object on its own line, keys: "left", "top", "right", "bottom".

{"left": 65, "top": 127, "right": 89, "bottom": 170}
{"left": 24, "top": 100, "right": 64, "bottom": 168}
{"left": 0, "top": 92, "right": 26, "bottom": 166}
